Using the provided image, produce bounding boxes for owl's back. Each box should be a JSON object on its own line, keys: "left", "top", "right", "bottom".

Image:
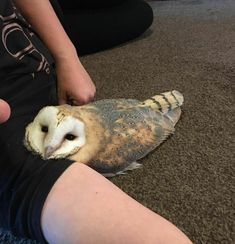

{"left": 82, "top": 98, "right": 176, "bottom": 174}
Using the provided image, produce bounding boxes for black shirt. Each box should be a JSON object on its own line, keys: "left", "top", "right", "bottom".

{"left": 0, "top": 0, "right": 57, "bottom": 118}
{"left": 0, "top": 0, "right": 54, "bottom": 81}
{"left": 0, "top": 1, "right": 73, "bottom": 242}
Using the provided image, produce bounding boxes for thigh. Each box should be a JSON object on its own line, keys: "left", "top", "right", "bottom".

{"left": 58, "top": 0, "right": 126, "bottom": 10}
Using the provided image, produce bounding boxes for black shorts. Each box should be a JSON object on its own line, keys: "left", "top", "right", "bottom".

{"left": 0, "top": 71, "right": 75, "bottom": 243}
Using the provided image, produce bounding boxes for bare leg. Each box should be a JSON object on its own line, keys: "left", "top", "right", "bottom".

{"left": 41, "top": 163, "right": 192, "bottom": 244}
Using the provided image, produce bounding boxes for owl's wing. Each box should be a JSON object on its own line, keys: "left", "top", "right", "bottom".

{"left": 88, "top": 103, "right": 175, "bottom": 175}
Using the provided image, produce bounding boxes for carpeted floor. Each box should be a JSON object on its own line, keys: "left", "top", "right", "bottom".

{"left": 1, "top": 0, "right": 234, "bottom": 243}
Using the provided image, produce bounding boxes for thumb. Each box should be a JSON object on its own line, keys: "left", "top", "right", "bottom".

{"left": 0, "top": 99, "right": 11, "bottom": 124}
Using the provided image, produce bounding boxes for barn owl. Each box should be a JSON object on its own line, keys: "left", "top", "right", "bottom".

{"left": 24, "top": 90, "right": 184, "bottom": 176}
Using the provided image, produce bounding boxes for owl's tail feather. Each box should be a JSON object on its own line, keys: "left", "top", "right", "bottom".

{"left": 165, "top": 107, "right": 182, "bottom": 126}
{"left": 142, "top": 90, "right": 184, "bottom": 114}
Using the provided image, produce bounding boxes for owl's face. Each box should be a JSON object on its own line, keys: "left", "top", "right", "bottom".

{"left": 25, "top": 106, "right": 86, "bottom": 159}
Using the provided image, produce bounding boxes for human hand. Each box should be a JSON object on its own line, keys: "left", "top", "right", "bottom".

{"left": 55, "top": 54, "right": 96, "bottom": 105}
{"left": 14, "top": 0, "right": 95, "bottom": 105}
{"left": 0, "top": 99, "right": 11, "bottom": 124}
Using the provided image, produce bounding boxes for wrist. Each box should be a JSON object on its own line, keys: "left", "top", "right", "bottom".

{"left": 54, "top": 43, "right": 78, "bottom": 64}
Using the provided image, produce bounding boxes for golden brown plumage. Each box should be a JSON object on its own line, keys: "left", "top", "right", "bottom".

{"left": 24, "top": 90, "right": 184, "bottom": 176}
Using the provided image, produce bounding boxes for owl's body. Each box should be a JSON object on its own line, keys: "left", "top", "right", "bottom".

{"left": 25, "top": 90, "right": 184, "bottom": 176}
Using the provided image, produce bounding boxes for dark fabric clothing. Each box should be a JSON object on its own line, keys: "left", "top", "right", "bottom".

{"left": 58, "top": 0, "right": 126, "bottom": 9}
{"left": 0, "top": 102, "right": 73, "bottom": 243}
{"left": 56, "top": 0, "right": 154, "bottom": 55}
{"left": 0, "top": 73, "right": 74, "bottom": 243}
{"left": 0, "top": 1, "right": 74, "bottom": 243}
{"left": 0, "top": 0, "right": 54, "bottom": 81}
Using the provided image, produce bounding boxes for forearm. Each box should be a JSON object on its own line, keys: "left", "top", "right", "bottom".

{"left": 13, "top": 0, "right": 77, "bottom": 61}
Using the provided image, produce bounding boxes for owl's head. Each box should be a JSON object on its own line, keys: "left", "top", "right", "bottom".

{"left": 25, "top": 106, "right": 86, "bottom": 159}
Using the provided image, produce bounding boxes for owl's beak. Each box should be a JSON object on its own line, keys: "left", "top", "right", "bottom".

{"left": 44, "top": 146, "right": 55, "bottom": 159}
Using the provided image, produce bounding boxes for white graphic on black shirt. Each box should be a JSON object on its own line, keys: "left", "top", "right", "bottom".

{"left": 0, "top": 8, "right": 50, "bottom": 74}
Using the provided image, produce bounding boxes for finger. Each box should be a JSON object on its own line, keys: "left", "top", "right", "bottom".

{"left": 71, "top": 100, "right": 79, "bottom": 106}
{"left": 78, "top": 96, "right": 93, "bottom": 105}
{"left": 67, "top": 97, "right": 77, "bottom": 106}
{"left": 58, "top": 91, "right": 67, "bottom": 105}
{"left": 70, "top": 90, "right": 96, "bottom": 106}
{"left": 0, "top": 99, "right": 11, "bottom": 124}
{"left": 87, "top": 93, "right": 96, "bottom": 103}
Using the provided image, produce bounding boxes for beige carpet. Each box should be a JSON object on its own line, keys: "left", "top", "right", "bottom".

{"left": 1, "top": 0, "right": 234, "bottom": 243}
